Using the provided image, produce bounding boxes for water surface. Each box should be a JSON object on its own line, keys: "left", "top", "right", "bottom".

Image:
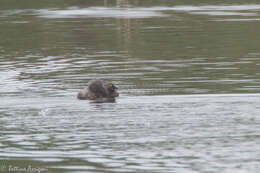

{"left": 1, "top": 0, "right": 260, "bottom": 173}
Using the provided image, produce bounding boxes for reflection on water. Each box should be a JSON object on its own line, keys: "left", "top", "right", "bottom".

{"left": 164, "top": 4, "right": 260, "bottom": 11}
{"left": 37, "top": 7, "right": 167, "bottom": 19}
{"left": 1, "top": 0, "right": 260, "bottom": 173}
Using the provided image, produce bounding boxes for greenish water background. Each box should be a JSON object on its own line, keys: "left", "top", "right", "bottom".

{"left": 1, "top": 0, "right": 260, "bottom": 173}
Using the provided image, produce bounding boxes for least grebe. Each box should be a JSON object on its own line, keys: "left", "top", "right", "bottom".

{"left": 77, "top": 79, "right": 119, "bottom": 100}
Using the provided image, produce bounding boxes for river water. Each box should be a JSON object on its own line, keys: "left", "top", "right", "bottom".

{"left": 1, "top": 0, "right": 260, "bottom": 173}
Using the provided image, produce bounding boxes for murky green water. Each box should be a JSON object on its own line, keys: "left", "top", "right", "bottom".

{"left": 1, "top": 0, "right": 260, "bottom": 173}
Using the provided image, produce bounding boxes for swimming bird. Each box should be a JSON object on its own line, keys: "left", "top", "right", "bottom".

{"left": 77, "top": 79, "right": 119, "bottom": 100}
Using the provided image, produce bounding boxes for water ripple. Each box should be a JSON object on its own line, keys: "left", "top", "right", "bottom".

{"left": 1, "top": 95, "right": 260, "bottom": 172}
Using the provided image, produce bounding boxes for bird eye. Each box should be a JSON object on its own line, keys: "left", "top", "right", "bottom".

{"left": 108, "top": 84, "right": 113, "bottom": 88}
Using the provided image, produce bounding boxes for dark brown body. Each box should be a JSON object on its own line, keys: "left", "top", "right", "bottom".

{"left": 77, "top": 80, "right": 119, "bottom": 100}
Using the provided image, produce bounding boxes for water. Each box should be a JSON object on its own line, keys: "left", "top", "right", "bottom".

{"left": 1, "top": 0, "right": 260, "bottom": 173}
